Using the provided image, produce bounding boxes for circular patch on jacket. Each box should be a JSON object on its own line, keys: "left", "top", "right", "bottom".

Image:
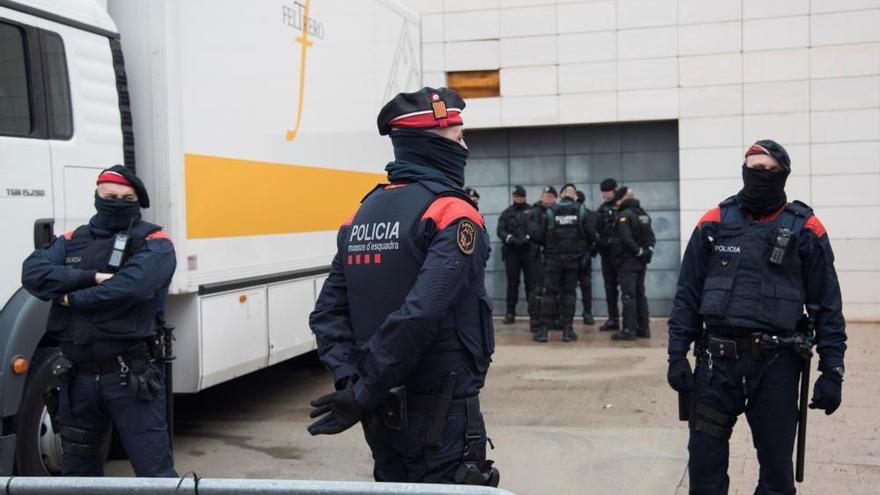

{"left": 457, "top": 220, "right": 477, "bottom": 255}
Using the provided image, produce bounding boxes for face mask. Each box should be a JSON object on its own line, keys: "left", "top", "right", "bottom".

{"left": 389, "top": 129, "right": 469, "bottom": 187}
{"left": 94, "top": 192, "right": 141, "bottom": 231}
{"left": 737, "top": 165, "right": 789, "bottom": 217}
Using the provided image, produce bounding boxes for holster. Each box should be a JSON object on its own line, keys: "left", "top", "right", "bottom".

{"left": 379, "top": 385, "right": 408, "bottom": 431}
{"left": 454, "top": 396, "right": 500, "bottom": 487}
{"left": 425, "top": 373, "right": 456, "bottom": 447}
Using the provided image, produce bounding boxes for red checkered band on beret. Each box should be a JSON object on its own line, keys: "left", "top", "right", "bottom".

{"left": 745, "top": 144, "right": 771, "bottom": 158}
{"left": 96, "top": 171, "right": 134, "bottom": 187}
{"left": 389, "top": 108, "right": 463, "bottom": 130}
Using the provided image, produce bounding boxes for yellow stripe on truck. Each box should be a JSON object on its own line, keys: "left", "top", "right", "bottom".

{"left": 185, "top": 153, "right": 385, "bottom": 239}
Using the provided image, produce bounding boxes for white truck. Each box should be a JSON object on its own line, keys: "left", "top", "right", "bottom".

{"left": 0, "top": 0, "right": 420, "bottom": 475}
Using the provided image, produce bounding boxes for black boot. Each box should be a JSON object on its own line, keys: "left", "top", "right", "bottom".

{"left": 600, "top": 318, "right": 619, "bottom": 332}
{"left": 529, "top": 320, "right": 539, "bottom": 333}
{"left": 582, "top": 313, "right": 595, "bottom": 325}
{"left": 533, "top": 326, "right": 548, "bottom": 343}
{"left": 503, "top": 314, "right": 515, "bottom": 324}
{"left": 611, "top": 328, "right": 637, "bottom": 341}
{"left": 562, "top": 326, "right": 578, "bottom": 342}
{"left": 637, "top": 327, "right": 651, "bottom": 338}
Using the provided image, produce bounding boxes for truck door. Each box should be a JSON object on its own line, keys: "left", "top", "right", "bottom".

{"left": 0, "top": 16, "right": 53, "bottom": 309}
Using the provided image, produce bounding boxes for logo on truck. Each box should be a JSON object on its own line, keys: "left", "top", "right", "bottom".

{"left": 282, "top": 0, "right": 325, "bottom": 141}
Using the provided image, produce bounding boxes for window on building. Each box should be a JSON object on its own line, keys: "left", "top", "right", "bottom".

{"left": 0, "top": 22, "right": 32, "bottom": 136}
{"left": 446, "top": 70, "right": 500, "bottom": 98}
{"left": 40, "top": 30, "right": 72, "bottom": 139}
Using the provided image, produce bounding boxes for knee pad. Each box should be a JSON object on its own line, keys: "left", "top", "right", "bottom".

{"left": 689, "top": 403, "right": 736, "bottom": 441}
{"left": 60, "top": 426, "right": 109, "bottom": 459}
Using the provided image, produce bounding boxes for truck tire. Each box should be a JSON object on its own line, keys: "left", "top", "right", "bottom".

{"left": 14, "top": 347, "right": 64, "bottom": 475}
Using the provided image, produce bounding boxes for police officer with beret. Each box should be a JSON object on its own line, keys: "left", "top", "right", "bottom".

{"left": 610, "top": 187, "right": 655, "bottom": 341}
{"left": 667, "top": 140, "right": 847, "bottom": 494}
{"left": 596, "top": 178, "right": 622, "bottom": 331}
{"left": 309, "top": 87, "right": 498, "bottom": 486}
{"left": 497, "top": 185, "right": 532, "bottom": 324}
{"left": 531, "top": 184, "right": 596, "bottom": 343}
{"left": 21, "top": 166, "right": 176, "bottom": 477}
{"left": 526, "top": 186, "right": 557, "bottom": 332}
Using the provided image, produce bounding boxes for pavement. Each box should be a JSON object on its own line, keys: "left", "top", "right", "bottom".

{"left": 106, "top": 318, "right": 880, "bottom": 495}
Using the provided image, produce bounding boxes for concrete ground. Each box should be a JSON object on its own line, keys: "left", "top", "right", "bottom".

{"left": 107, "top": 319, "right": 880, "bottom": 495}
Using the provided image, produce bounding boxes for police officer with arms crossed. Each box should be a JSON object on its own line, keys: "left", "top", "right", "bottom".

{"left": 21, "top": 166, "right": 176, "bottom": 477}
{"left": 596, "top": 178, "right": 622, "bottom": 331}
{"left": 497, "top": 185, "right": 532, "bottom": 324}
{"left": 531, "top": 184, "right": 596, "bottom": 343}
{"left": 525, "top": 186, "right": 557, "bottom": 333}
{"left": 611, "top": 187, "right": 655, "bottom": 341}
{"left": 308, "top": 88, "right": 498, "bottom": 486}
{"left": 667, "top": 140, "right": 846, "bottom": 494}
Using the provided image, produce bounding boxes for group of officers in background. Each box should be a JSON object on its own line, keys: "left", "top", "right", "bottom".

{"left": 492, "top": 179, "right": 656, "bottom": 343}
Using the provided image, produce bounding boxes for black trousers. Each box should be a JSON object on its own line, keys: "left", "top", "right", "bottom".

{"left": 619, "top": 266, "right": 649, "bottom": 334}
{"left": 527, "top": 247, "right": 544, "bottom": 325}
{"left": 361, "top": 406, "right": 487, "bottom": 483}
{"left": 688, "top": 350, "right": 801, "bottom": 495}
{"left": 541, "top": 255, "right": 579, "bottom": 329}
{"left": 578, "top": 255, "right": 592, "bottom": 315}
{"left": 503, "top": 248, "right": 532, "bottom": 315}
{"left": 600, "top": 254, "right": 620, "bottom": 318}
{"left": 58, "top": 365, "right": 175, "bottom": 477}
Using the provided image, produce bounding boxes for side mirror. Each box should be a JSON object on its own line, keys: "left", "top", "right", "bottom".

{"left": 33, "top": 218, "right": 56, "bottom": 249}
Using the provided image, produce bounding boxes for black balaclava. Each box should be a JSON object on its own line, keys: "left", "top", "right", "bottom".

{"left": 387, "top": 128, "right": 469, "bottom": 187}
{"left": 736, "top": 139, "right": 791, "bottom": 217}
{"left": 93, "top": 192, "right": 141, "bottom": 232}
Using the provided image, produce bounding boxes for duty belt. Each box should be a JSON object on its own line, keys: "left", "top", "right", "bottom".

{"left": 68, "top": 342, "right": 154, "bottom": 375}
{"left": 703, "top": 332, "right": 813, "bottom": 361}
{"left": 407, "top": 392, "right": 474, "bottom": 416}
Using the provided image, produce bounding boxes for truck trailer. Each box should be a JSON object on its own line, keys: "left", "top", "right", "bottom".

{"left": 0, "top": 0, "right": 421, "bottom": 475}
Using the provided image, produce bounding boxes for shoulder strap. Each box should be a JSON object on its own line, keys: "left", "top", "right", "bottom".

{"left": 718, "top": 196, "right": 743, "bottom": 225}
{"left": 545, "top": 206, "right": 555, "bottom": 230}
{"left": 781, "top": 201, "right": 812, "bottom": 233}
{"left": 69, "top": 225, "right": 91, "bottom": 241}
{"left": 128, "top": 221, "right": 163, "bottom": 255}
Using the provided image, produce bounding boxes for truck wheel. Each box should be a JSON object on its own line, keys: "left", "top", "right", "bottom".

{"left": 14, "top": 347, "right": 63, "bottom": 475}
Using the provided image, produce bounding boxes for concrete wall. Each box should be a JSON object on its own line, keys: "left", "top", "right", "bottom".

{"left": 401, "top": 0, "right": 880, "bottom": 321}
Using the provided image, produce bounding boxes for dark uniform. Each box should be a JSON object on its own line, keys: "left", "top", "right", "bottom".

{"left": 667, "top": 141, "right": 846, "bottom": 495}
{"left": 497, "top": 188, "right": 532, "bottom": 322}
{"left": 532, "top": 194, "right": 595, "bottom": 343}
{"left": 612, "top": 197, "right": 655, "bottom": 341}
{"left": 525, "top": 199, "right": 549, "bottom": 332}
{"left": 575, "top": 190, "right": 597, "bottom": 325}
{"left": 309, "top": 88, "right": 498, "bottom": 486}
{"left": 596, "top": 193, "right": 621, "bottom": 330}
{"left": 20, "top": 166, "right": 176, "bottom": 477}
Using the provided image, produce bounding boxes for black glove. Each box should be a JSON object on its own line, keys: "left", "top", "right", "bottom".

{"left": 307, "top": 387, "right": 366, "bottom": 435}
{"left": 667, "top": 355, "right": 694, "bottom": 392}
{"left": 809, "top": 373, "right": 842, "bottom": 415}
{"left": 638, "top": 246, "right": 654, "bottom": 264}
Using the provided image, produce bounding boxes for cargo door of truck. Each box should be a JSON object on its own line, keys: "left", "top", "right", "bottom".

{"left": 0, "top": 13, "right": 53, "bottom": 308}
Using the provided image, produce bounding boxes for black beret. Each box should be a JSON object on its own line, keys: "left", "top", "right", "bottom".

{"left": 512, "top": 185, "right": 526, "bottom": 197}
{"left": 464, "top": 186, "right": 479, "bottom": 199}
{"left": 745, "top": 139, "right": 791, "bottom": 171}
{"left": 96, "top": 164, "right": 150, "bottom": 208}
{"left": 600, "top": 178, "right": 618, "bottom": 192}
{"left": 377, "top": 87, "right": 466, "bottom": 136}
{"left": 542, "top": 185, "right": 557, "bottom": 197}
{"left": 613, "top": 186, "right": 629, "bottom": 202}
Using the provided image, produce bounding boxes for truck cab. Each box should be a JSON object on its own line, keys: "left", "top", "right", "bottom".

{"left": 0, "top": 0, "right": 129, "bottom": 475}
